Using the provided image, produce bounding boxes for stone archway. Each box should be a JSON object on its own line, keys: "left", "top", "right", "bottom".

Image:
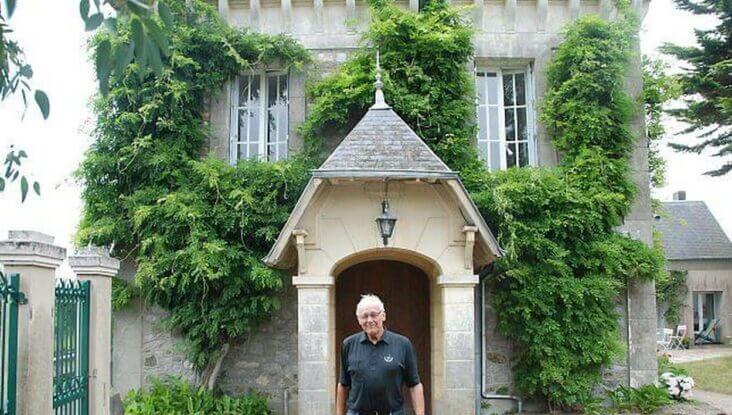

{"left": 335, "top": 260, "right": 431, "bottom": 415}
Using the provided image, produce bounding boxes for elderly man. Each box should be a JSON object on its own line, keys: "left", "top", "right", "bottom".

{"left": 337, "top": 294, "right": 425, "bottom": 415}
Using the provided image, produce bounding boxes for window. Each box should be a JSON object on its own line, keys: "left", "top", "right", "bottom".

{"left": 475, "top": 68, "right": 536, "bottom": 171}
{"left": 230, "top": 71, "right": 289, "bottom": 163}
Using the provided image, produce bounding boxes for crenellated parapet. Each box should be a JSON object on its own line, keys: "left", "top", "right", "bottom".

{"left": 217, "top": 0, "right": 648, "bottom": 50}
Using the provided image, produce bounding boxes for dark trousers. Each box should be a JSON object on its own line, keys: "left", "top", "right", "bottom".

{"left": 346, "top": 408, "right": 405, "bottom": 415}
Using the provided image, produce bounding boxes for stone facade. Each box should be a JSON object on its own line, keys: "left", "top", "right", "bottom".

{"left": 109, "top": 0, "right": 659, "bottom": 413}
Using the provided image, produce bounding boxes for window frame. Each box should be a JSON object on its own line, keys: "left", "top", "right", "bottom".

{"left": 229, "top": 70, "right": 290, "bottom": 164}
{"left": 475, "top": 65, "right": 537, "bottom": 171}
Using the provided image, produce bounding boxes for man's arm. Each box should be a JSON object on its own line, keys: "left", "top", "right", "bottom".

{"left": 408, "top": 383, "right": 425, "bottom": 415}
{"left": 336, "top": 383, "right": 349, "bottom": 415}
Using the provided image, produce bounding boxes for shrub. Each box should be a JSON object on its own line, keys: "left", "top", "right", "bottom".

{"left": 123, "top": 377, "right": 270, "bottom": 415}
{"left": 609, "top": 384, "right": 672, "bottom": 414}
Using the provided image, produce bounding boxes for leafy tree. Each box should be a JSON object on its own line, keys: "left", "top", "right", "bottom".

{"left": 642, "top": 57, "right": 680, "bottom": 189}
{"left": 1, "top": 0, "right": 173, "bottom": 200}
{"left": 662, "top": 0, "right": 732, "bottom": 176}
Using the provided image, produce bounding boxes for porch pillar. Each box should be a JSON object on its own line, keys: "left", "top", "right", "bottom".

{"left": 0, "top": 231, "right": 66, "bottom": 415}
{"left": 293, "top": 275, "right": 336, "bottom": 415}
{"left": 436, "top": 274, "right": 479, "bottom": 414}
{"left": 69, "top": 247, "right": 120, "bottom": 415}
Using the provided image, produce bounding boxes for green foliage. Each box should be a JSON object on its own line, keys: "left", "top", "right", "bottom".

{"left": 656, "top": 269, "right": 689, "bottom": 326}
{"left": 112, "top": 277, "right": 138, "bottom": 311}
{"left": 123, "top": 377, "right": 270, "bottom": 414}
{"left": 300, "top": 0, "right": 483, "bottom": 172}
{"left": 609, "top": 384, "right": 672, "bottom": 414}
{"left": 77, "top": 0, "right": 311, "bottom": 370}
{"left": 642, "top": 57, "right": 680, "bottom": 188}
{"left": 661, "top": 0, "right": 731, "bottom": 176}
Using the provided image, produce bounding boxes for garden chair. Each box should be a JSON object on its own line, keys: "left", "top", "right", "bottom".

{"left": 657, "top": 328, "right": 672, "bottom": 351}
{"left": 695, "top": 319, "right": 720, "bottom": 344}
{"left": 669, "top": 325, "right": 687, "bottom": 350}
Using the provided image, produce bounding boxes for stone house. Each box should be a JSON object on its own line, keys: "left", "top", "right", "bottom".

{"left": 655, "top": 191, "right": 732, "bottom": 346}
{"left": 110, "top": 1, "right": 658, "bottom": 414}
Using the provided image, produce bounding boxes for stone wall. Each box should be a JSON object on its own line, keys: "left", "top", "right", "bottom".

{"left": 218, "top": 278, "right": 299, "bottom": 414}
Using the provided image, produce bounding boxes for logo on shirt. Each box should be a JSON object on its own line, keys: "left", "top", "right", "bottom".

{"left": 383, "top": 354, "right": 394, "bottom": 363}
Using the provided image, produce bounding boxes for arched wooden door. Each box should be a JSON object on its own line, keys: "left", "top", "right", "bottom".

{"left": 336, "top": 260, "right": 431, "bottom": 415}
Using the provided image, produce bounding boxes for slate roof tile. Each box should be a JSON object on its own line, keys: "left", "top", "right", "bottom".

{"left": 317, "top": 107, "right": 452, "bottom": 175}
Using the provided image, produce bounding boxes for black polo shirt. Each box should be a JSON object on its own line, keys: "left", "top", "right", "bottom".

{"left": 339, "top": 329, "right": 421, "bottom": 412}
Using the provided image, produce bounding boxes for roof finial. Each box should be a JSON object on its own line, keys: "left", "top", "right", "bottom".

{"left": 372, "top": 49, "right": 390, "bottom": 109}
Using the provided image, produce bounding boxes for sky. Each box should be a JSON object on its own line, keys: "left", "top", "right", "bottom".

{"left": 0, "top": 0, "right": 729, "bottom": 267}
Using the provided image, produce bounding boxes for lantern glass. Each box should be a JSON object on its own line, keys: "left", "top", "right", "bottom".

{"left": 376, "top": 200, "right": 397, "bottom": 245}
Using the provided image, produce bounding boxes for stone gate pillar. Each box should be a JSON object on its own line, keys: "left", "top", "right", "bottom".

{"left": 436, "top": 275, "right": 479, "bottom": 415}
{"left": 0, "top": 231, "right": 65, "bottom": 415}
{"left": 70, "top": 247, "right": 120, "bottom": 415}
{"left": 293, "top": 275, "right": 336, "bottom": 415}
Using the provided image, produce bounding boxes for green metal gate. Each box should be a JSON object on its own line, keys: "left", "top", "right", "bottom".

{"left": 53, "top": 279, "right": 90, "bottom": 415}
{"left": 0, "top": 271, "right": 25, "bottom": 415}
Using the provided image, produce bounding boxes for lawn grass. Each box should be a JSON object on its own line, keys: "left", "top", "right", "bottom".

{"left": 677, "top": 356, "right": 732, "bottom": 395}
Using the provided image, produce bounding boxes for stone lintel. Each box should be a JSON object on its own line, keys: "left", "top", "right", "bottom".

{"left": 69, "top": 247, "right": 121, "bottom": 277}
{"left": 0, "top": 230, "right": 66, "bottom": 269}
{"left": 293, "top": 275, "right": 334, "bottom": 287}
{"left": 437, "top": 274, "right": 478, "bottom": 287}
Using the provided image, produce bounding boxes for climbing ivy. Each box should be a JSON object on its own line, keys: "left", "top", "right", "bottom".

{"left": 76, "top": 0, "right": 312, "bottom": 382}
{"left": 303, "top": 0, "right": 664, "bottom": 410}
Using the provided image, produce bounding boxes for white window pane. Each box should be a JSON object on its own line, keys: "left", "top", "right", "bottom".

{"left": 489, "top": 107, "right": 499, "bottom": 141}
{"left": 517, "top": 109, "right": 527, "bottom": 141}
{"left": 278, "top": 75, "right": 288, "bottom": 142}
{"left": 518, "top": 141, "right": 529, "bottom": 167}
{"left": 476, "top": 73, "right": 486, "bottom": 104}
{"left": 503, "top": 74, "right": 514, "bottom": 106}
{"left": 237, "top": 143, "right": 250, "bottom": 160}
{"left": 477, "top": 107, "right": 487, "bottom": 141}
{"left": 486, "top": 73, "right": 498, "bottom": 106}
{"left": 278, "top": 142, "right": 287, "bottom": 160}
{"left": 515, "top": 73, "right": 526, "bottom": 106}
{"left": 249, "top": 143, "right": 258, "bottom": 158}
{"left": 489, "top": 140, "right": 501, "bottom": 171}
{"left": 504, "top": 109, "right": 515, "bottom": 142}
{"left": 478, "top": 140, "right": 489, "bottom": 162}
{"left": 238, "top": 109, "right": 249, "bottom": 142}
{"left": 239, "top": 75, "right": 251, "bottom": 107}
{"left": 506, "top": 142, "right": 517, "bottom": 168}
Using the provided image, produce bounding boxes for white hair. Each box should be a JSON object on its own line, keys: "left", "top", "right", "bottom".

{"left": 356, "top": 294, "right": 385, "bottom": 316}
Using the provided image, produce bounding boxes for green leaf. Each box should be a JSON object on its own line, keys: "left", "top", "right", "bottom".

{"left": 96, "top": 39, "right": 112, "bottom": 95}
{"left": 158, "top": 0, "right": 174, "bottom": 28}
{"left": 0, "top": 178, "right": 5, "bottom": 192}
{"left": 79, "top": 0, "right": 90, "bottom": 20}
{"left": 34, "top": 90, "right": 50, "bottom": 119}
{"left": 131, "top": 16, "right": 145, "bottom": 62}
{"left": 5, "top": 0, "right": 16, "bottom": 18}
{"left": 113, "top": 41, "right": 135, "bottom": 79}
{"left": 147, "top": 38, "right": 163, "bottom": 76}
{"left": 126, "top": 0, "right": 151, "bottom": 16}
{"left": 18, "top": 64, "right": 33, "bottom": 78}
{"left": 85, "top": 13, "right": 104, "bottom": 31}
{"left": 33, "top": 181, "right": 40, "bottom": 196}
{"left": 20, "top": 176, "right": 28, "bottom": 202}
{"left": 145, "top": 17, "right": 169, "bottom": 56}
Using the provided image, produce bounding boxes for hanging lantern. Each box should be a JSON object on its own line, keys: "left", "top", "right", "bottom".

{"left": 376, "top": 200, "right": 397, "bottom": 246}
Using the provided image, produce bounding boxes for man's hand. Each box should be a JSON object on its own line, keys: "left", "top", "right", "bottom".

{"left": 336, "top": 383, "right": 349, "bottom": 415}
{"left": 409, "top": 383, "right": 425, "bottom": 415}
